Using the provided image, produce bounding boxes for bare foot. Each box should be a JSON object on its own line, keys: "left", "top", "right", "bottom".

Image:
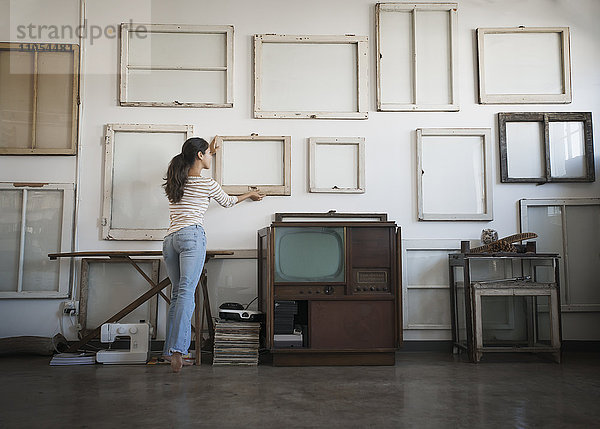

{"left": 162, "top": 355, "right": 194, "bottom": 366}
{"left": 171, "top": 352, "right": 183, "bottom": 373}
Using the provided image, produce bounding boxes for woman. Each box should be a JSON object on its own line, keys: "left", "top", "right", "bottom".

{"left": 162, "top": 137, "right": 263, "bottom": 372}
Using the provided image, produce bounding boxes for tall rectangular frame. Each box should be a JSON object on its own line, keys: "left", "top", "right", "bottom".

{"left": 477, "top": 27, "right": 572, "bottom": 104}
{"left": 253, "top": 34, "right": 369, "bottom": 119}
{"left": 376, "top": 2, "right": 458, "bottom": 111}
{"left": 417, "top": 128, "right": 493, "bottom": 221}
{"left": 0, "top": 42, "right": 80, "bottom": 155}
{"left": 102, "top": 123, "right": 194, "bottom": 240}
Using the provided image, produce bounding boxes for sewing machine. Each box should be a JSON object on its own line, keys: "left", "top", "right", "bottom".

{"left": 96, "top": 323, "right": 151, "bottom": 364}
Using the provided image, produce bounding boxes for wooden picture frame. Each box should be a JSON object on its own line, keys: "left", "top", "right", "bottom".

{"left": 78, "top": 258, "right": 160, "bottom": 338}
{"left": 253, "top": 34, "right": 368, "bottom": 119}
{"left": 214, "top": 135, "right": 291, "bottom": 196}
{"left": 0, "top": 42, "right": 79, "bottom": 155}
{"left": 417, "top": 128, "right": 493, "bottom": 221}
{"left": 477, "top": 27, "right": 572, "bottom": 104}
{"left": 120, "top": 24, "right": 234, "bottom": 107}
{"left": 102, "top": 124, "right": 194, "bottom": 240}
{"left": 376, "top": 2, "right": 458, "bottom": 111}
{"left": 0, "top": 183, "right": 74, "bottom": 298}
{"left": 308, "top": 137, "right": 365, "bottom": 193}
{"left": 499, "top": 112, "right": 594, "bottom": 183}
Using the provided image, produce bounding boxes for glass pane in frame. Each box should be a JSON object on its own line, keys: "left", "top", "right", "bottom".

{"left": 0, "top": 190, "right": 23, "bottom": 291}
{"left": 549, "top": 121, "right": 587, "bottom": 178}
{"left": 506, "top": 121, "right": 545, "bottom": 179}
{"left": 22, "top": 190, "right": 62, "bottom": 292}
{"left": 222, "top": 140, "right": 283, "bottom": 186}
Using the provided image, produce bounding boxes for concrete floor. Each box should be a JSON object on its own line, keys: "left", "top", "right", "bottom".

{"left": 1, "top": 352, "right": 599, "bottom": 428}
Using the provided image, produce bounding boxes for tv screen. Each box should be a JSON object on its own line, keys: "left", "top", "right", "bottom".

{"left": 275, "top": 227, "right": 345, "bottom": 282}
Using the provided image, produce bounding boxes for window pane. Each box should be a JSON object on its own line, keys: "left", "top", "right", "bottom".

{"left": 506, "top": 122, "right": 545, "bottom": 179}
{"left": 416, "top": 10, "right": 451, "bottom": 104}
{"left": 222, "top": 140, "right": 284, "bottom": 186}
{"left": 128, "top": 32, "right": 226, "bottom": 68}
{"left": 0, "top": 190, "right": 22, "bottom": 291}
{"left": 0, "top": 50, "right": 34, "bottom": 149}
{"left": 549, "top": 121, "right": 587, "bottom": 178}
{"left": 22, "top": 190, "right": 62, "bottom": 292}
{"left": 127, "top": 69, "right": 226, "bottom": 104}
{"left": 379, "top": 10, "right": 413, "bottom": 104}
{"left": 36, "top": 51, "right": 74, "bottom": 150}
{"left": 314, "top": 144, "right": 358, "bottom": 189}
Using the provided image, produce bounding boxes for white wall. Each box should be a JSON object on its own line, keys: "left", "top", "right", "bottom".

{"left": 1, "top": 0, "right": 599, "bottom": 341}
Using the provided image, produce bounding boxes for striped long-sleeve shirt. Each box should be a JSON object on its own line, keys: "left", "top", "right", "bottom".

{"left": 166, "top": 176, "right": 238, "bottom": 235}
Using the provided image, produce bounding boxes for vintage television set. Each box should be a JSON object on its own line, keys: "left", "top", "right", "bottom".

{"left": 258, "top": 212, "right": 402, "bottom": 366}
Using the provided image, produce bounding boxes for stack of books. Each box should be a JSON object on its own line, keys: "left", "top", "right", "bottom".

{"left": 50, "top": 352, "right": 96, "bottom": 366}
{"left": 213, "top": 320, "right": 260, "bottom": 366}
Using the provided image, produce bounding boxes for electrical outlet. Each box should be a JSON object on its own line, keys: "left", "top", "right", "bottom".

{"left": 62, "top": 300, "right": 79, "bottom": 316}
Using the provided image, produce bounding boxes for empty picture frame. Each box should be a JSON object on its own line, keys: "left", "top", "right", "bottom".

{"left": 376, "top": 2, "right": 458, "bottom": 111}
{"left": 417, "top": 128, "right": 493, "bottom": 221}
{"left": 103, "top": 124, "right": 194, "bottom": 240}
{"left": 309, "top": 137, "right": 365, "bottom": 193}
{"left": 214, "top": 135, "right": 291, "bottom": 196}
{"left": 0, "top": 42, "right": 79, "bottom": 154}
{"left": 120, "top": 24, "right": 233, "bottom": 107}
{"left": 499, "top": 112, "right": 594, "bottom": 183}
{"left": 254, "top": 34, "right": 368, "bottom": 119}
{"left": 0, "top": 183, "right": 74, "bottom": 298}
{"left": 79, "top": 258, "right": 159, "bottom": 338}
{"left": 477, "top": 27, "right": 572, "bottom": 104}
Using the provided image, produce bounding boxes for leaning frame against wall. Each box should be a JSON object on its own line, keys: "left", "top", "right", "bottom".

{"left": 102, "top": 124, "right": 194, "bottom": 240}
{"left": 376, "top": 2, "right": 458, "bottom": 111}
{"left": 214, "top": 135, "right": 291, "bottom": 196}
{"left": 499, "top": 112, "right": 594, "bottom": 183}
{"left": 520, "top": 198, "right": 600, "bottom": 316}
{"left": 417, "top": 128, "right": 493, "bottom": 221}
{"left": 253, "top": 34, "right": 369, "bottom": 119}
{"left": 0, "top": 183, "right": 74, "bottom": 298}
{"left": 0, "top": 42, "right": 79, "bottom": 154}
{"left": 120, "top": 24, "right": 234, "bottom": 107}
{"left": 78, "top": 258, "right": 160, "bottom": 339}
{"left": 308, "top": 137, "right": 365, "bottom": 193}
{"left": 477, "top": 27, "right": 572, "bottom": 104}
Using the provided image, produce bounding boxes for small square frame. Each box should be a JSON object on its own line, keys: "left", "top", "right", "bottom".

{"left": 309, "top": 137, "right": 365, "bottom": 193}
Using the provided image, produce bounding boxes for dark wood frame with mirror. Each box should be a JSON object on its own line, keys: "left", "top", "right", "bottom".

{"left": 498, "top": 112, "right": 594, "bottom": 183}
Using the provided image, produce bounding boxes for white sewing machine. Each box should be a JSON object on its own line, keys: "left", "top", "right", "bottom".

{"left": 96, "top": 323, "right": 151, "bottom": 364}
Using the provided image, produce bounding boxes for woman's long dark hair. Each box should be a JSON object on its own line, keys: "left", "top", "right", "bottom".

{"left": 163, "top": 137, "right": 209, "bottom": 203}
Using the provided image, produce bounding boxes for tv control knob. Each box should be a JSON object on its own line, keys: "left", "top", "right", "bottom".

{"left": 324, "top": 286, "right": 334, "bottom": 295}
{"left": 370, "top": 286, "right": 375, "bottom": 291}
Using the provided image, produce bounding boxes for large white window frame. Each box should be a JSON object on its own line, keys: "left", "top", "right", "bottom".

{"left": 417, "top": 128, "right": 493, "bottom": 221}
{"left": 120, "top": 24, "right": 234, "bottom": 107}
{"left": 309, "top": 137, "right": 365, "bottom": 194}
{"left": 253, "top": 34, "right": 369, "bottom": 119}
{"left": 102, "top": 123, "right": 194, "bottom": 240}
{"left": 376, "top": 2, "right": 458, "bottom": 111}
{"left": 0, "top": 183, "right": 74, "bottom": 298}
{"left": 477, "top": 27, "right": 572, "bottom": 104}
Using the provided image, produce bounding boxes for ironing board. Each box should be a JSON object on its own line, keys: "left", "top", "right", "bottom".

{"left": 48, "top": 250, "right": 233, "bottom": 365}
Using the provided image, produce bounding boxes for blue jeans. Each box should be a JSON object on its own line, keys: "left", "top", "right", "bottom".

{"left": 162, "top": 224, "right": 207, "bottom": 355}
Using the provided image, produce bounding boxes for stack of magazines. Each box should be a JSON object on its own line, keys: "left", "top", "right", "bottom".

{"left": 50, "top": 352, "right": 96, "bottom": 366}
{"left": 213, "top": 320, "right": 260, "bottom": 366}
